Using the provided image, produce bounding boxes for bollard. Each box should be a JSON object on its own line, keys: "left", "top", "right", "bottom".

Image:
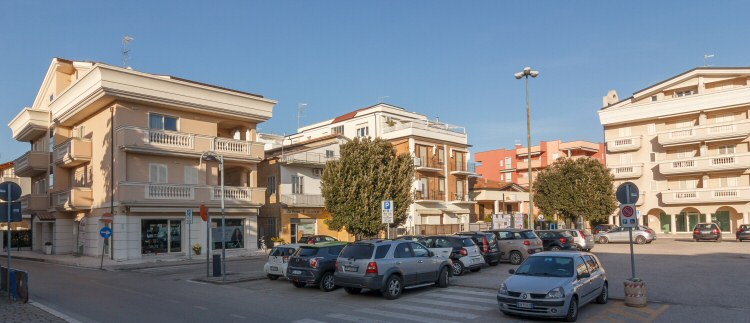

{"left": 623, "top": 278, "right": 647, "bottom": 307}
{"left": 212, "top": 254, "right": 221, "bottom": 277}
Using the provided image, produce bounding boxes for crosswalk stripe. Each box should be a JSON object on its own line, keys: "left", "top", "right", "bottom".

{"left": 356, "top": 308, "right": 457, "bottom": 323}
{"left": 293, "top": 319, "right": 328, "bottom": 323}
{"left": 386, "top": 304, "right": 479, "bottom": 319}
{"left": 444, "top": 289, "right": 497, "bottom": 297}
{"left": 432, "top": 293, "right": 498, "bottom": 304}
{"left": 405, "top": 298, "right": 495, "bottom": 311}
{"left": 326, "top": 313, "right": 390, "bottom": 323}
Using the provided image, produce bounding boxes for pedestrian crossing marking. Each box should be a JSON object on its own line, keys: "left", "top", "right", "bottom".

{"left": 405, "top": 298, "right": 495, "bottom": 311}
{"left": 356, "top": 308, "right": 458, "bottom": 323}
{"left": 387, "top": 303, "right": 479, "bottom": 319}
{"left": 431, "top": 293, "right": 497, "bottom": 304}
{"left": 326, "top": 313, "right": 390, "bottom": 323}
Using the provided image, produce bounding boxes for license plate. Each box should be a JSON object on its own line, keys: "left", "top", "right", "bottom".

{"left": 270, "top": 266, "right": 278, "bottom": 271}
{"left": 517, "top": 302, "right": 534, "bottom": 309}
{"left": 344, "top": 266, "right": 358, "bottom": 272}
{"left": 292, "top": 270, "right": 301, "bottom": 275}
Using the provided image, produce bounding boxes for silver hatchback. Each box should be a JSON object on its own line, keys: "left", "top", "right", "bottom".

{"left": 595, "top": 225, "right": 656, "bottom": 244}
{"left": 559, "top": 229, "right": 595, "bottom": 251}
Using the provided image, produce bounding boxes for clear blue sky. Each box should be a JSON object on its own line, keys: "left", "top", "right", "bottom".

{"left": 2, "top": 1, "right": 749, "bottom": 162}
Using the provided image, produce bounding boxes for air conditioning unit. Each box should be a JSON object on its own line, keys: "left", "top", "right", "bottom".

{"left": 312, "top": 168, "right": 323, "bottom": 177}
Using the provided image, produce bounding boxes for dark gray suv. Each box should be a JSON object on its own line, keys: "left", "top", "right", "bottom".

{"left": 334, "top": 240, "right": 453, "bottom": 300}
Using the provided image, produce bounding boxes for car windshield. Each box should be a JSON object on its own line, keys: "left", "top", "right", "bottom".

{"left": 520, "top": 231, "right": 538, "bottom": 239}
{"left": 514, "top": 256, "right": 574, "bottom": 278}
{"left": 296, "top": 247, "right": 319, "bottom": 257}
{"left": 340, "top": 244, "right": 374, "bottom": 260}
{"left": 696, "top": 224, "right": 714, "bottom": 230}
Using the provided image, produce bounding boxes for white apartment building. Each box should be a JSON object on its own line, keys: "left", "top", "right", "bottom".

{"left": 599, "top": 67, "right": 750, "bottom": 234}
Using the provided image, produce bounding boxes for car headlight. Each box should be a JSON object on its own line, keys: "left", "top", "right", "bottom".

{"left": 499, "top": 283, "right": 509, "bottom": 295}
{"left": 546, "top": 287, "right": 564, "bottom": 299}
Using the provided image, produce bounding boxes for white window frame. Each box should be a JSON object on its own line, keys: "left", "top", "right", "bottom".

{"left": 331, "top": 125, "right": 344, "bottom": 135}
{"left": 356, "top": 126, "right": 369, "bottom": 138}
{"left": 718, "top": 145, "right": 735, "bottom": 155}
{"left": 506, "top": 173, "right": 512, "bottom": 182}
{"left": 149, "top": 163, "right": 168, "bottom": 183}
{"left": 647, "top": 124, "right": 656, "bottom": 135}
{"left": 720, "top": 176, "right": 739, "bottom": 187}
{"left": 618, "top": 127, "right": 632, "bottom": 137}
{"left": 676, "top": 120, "right": 693, "bottom": 128}
{"left": 620, "top": 153, "right": 633, "bottom": 164}
{"left": 678, "top": 179, "right": 698, "bottom": 189}
{"left": 267, "top": 176, "right": 276, "bottom": 195}
{"left": 184, "top": 166, "right": 199, "bottom": 185}
{"left": 676, "top": 149, "right": 693, "bottom": 159}
{"left": 291, "top": 175, "right": 304, "bottom": 194}
{"left": 149, "top": 113, "right": 179, "bottom": 131}
{"left": 715, "top": 114, "right": 734, "bottom": 124}
{"left": 674, "top": 90, "right": 695, "bottom": 98}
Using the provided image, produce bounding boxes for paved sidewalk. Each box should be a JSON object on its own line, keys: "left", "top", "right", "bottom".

{"left": 0, "top": 294, "right": 66, "bottom": 323}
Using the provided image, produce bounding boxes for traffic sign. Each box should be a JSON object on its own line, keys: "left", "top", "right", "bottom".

{"left": 616, "top": 182, "right": 640, "bottom": 205}
{"left": 0, "top": 181, "right": 22, "bottom": 202}
{"left": 100, "top": 213, "right": 113, "bottom": 223}
{"left": 381, "top": 200, "right": 394, "bottom": 224}
{"left": 199, "top": 203, "right": 208, "bottom": 221}
{"left": 186, "top": 208, "right": 194, "bottom": 224}
{"left": 100, "top": 226, "right": 113, "bottom": 239}
{"left": 0, "top": 201, "right": 22, "bottom": 222}
{"left": 620, "top": 204, "right": 637, "bottom": 227}
{"left": 537, "top": 215, "right": 544, "bottom": 221}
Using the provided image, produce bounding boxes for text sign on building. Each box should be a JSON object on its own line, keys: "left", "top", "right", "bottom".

{"left": 381, "top": 200, "right": 394, "bottom": 224}
{"left": 620, "top": 204, "right": 637, "bottom": 228}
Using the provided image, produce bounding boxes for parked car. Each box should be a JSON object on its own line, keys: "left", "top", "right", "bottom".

{"left": 595, "top": 225, "right": 656, "bottom": 244}
{"left": 693, "top": 223, "right": 722, "bottom": 242}
{"left": 488, "top": 229, "right": 544, "bottom": 265}
{"left": 287, "top": 241, "right": 348, "bottom": 291}
{"left": 737, "top": 224, "right": 750, "bottom": 242}
{"left": 536, "top": 230, "right": 575, "bottom": 251}
{"left": 592, "top": 224, "right": 618, "bottom": 235}
{"left": 455, "top": 231, "right": 501, "bottom": 266}
{"left": 559, "top": 229, "right": 595, "bottom": 251}
{"left": 300, "top": 235, "right": 338, "bottom": 244}
{"left": 421, "top": 235, "right": 485, "bottom": 276}
{"left": 395, "top": 235, "right": 426, "bottom": 243}
{"left": 334, "top": 239, "right": 453, "bottom": 300}
{"left": 263, "top": 244, "right": 301, "bottom": 280}
{"left": 498, "top": 251, "right": 608, "bottom": 322}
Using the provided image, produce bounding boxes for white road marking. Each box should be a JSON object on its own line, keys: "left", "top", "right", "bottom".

{"left": 326, "top": 313, "right": 391, "bottom": 323}
{"left": 167, "top": 299, "right": 180, "bottom": 304}
{"left": 386, "top": 303, "right": 480, "bottom": 319}
{"left": 230, "top": 314, "right": 247, "bottom": 319}
{"left": 356, "top": 308, "right": 458, "bottom": 323}
{"left": 432, "top": 293, "right": 497, "bottom": 304}
{"left": 293, "top": 319, "right": 328, "bottom": 323}
{"left": 30, "top": 301, "right": 84, "bottom": 323}
{"left": 443, "top": 289, "right": 497, "bottom": 297}
{"left": 406, "top": 298, "right": 495, "bottom": 311}
{"left": 194, "top": 305, "right": 208, "bottom": 310}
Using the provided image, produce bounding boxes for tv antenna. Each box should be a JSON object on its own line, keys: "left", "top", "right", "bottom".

{"left": 377, "top": 96, "right": 390, "bottom": 103}
{"left": 297, "top": 103, "right": 308, "bottom": 130}
{"left": 122, "top": 36, "right": 134, "bottom": 68}
{"left": 704, "top": 54, "right": 715, "bottom": 67}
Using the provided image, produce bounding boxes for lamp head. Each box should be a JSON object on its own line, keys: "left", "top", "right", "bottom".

{"left": 530, "top": 70, "right": 539, "bottom": 78}
{"left": 523, "top": 67, "right": 531, "bottom": 74}
{"left": 514, "top": 72, "right": 523, "bottom": 79}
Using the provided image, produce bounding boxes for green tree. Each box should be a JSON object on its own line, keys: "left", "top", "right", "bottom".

{"left": 321, "top": 137, "right": 415, "bottom": 238}
{"left": 533, "top": 157, "right": 617, "bottom": 225}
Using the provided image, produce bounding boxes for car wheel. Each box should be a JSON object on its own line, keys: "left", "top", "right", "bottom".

{"left": 565, "top": 296, "right": 579, "bottom": 322}
{"left": 382, "top": 275, "right": 403, "bottom": 300}
{"left": 437, "top": 267, "right": 450, "bottom": 288}
{"left": 574, "top": 244, "right": 582, "bottom": 251}
{"left": 319, "top": 272, "right": 336, "bottom": 292}
{"left": 596, "top": 282, "right": 608, "bottom": 304}
{"left": 470, "top": 267, "right": 481, "bottom": 273}
{"left": 292, "top": 281, "right": 306, "bottom": 288}
{"left": 344, "top": 287, "right": 361, "bottom": 295}
{"left": 598, "top": 237, "right": 608, "bottom": 244}
{"left": 635, "top": 236, "right": 646, "bottom": 245}
{"left": 510, "top": 251, "right": 523, "bottom": 265}
{"left": 550, "top": 246, "right": 562, "bottom": 251}
{"left": 452, "top": 261, "right": 465, "bottom": 276}
{"left": 267, "top": 274, "right": 279, "bottom": 281}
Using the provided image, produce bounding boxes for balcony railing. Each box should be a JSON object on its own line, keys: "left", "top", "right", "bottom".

{"left": 20, "top": 194, "right": 49, "bottom": 212}
{"left": 609, "top": 163, "right": 644, "bottom": 179}
{"left": 150, "top": 130, "right": 194, "bottom": 148}
{"left": 54, "top": 137, "right": 92, "bottom": 168}
{"left": 659, "top": 154, "right": 750, "bottom": 176}
{"left": 381, "top": 120, "right": 468, "bottom": 145}
{"left": 13, "top": 151, "right": 49, "bottom": 177}
{"left": 146, "top": 184, "right": 195, "bottom": 200}
{"left": 281, "top": 194, "right": 324, "bottom": 207}
{"left": 281, "top": 152, "right": 339, "bottom": 166}
{"left": 414, "top": 190, "right": 445, "bottom": 202}
{"left": 53, "top": 188, "right": 93, "bottom": 210}
{"left": 414, "top": 157, "right": 444, "bottom": 170}
{"left": 118, "top": 127, "right": 264, "bottom": 161}
{"left": 662, "top": 187, "right": 750, "bottom": 204}
{"left": 119, "top": 182, "right": 264, "bottom": 205}
{"left": 450, "top": 193, "right": 476, "bottom": 203}
{"left": 606, "top": 136, "right": 641, "bottom": 153}
{"left": 212, "top": 186, "right": 265, "bottom": 201}
{"left": 451, "top": 162, "right": 477, "bottom": 175}
{"left": 657, "top": 119, "right": 750, "bottom": 147}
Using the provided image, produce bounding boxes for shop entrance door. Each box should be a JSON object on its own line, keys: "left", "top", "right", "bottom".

{"left": 290, "top": 223, "right": 298, "bottom": 243}
{"left": 660, "top": 213, "right": 671, "bottom": 233}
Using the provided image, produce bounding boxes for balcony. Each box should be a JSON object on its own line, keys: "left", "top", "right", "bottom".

{"left": 281, "top": 194, "right": 325, "bottom": 207}
{"left": 118, "top": 127, "right": 265, "bottom": 162}
{"left": 661, "top": 187, "right": 750, "bottom": 204}
{"left": 281, "top": 152, "right": 338, "bottom": 167}
{"left": 55, "top": 138, "right": 92, "bottom": 168}
{"left": 657, "top": 120, "right": 750, "bottom": 147}
{"left": 381, "top": 120, "right": 468, "bottom": 145}
{"left": 449, "top": 193, "right": 476, "bottom": 204}
{"left": 516, "top": 159, "right": 542, "bottom": 170}
{"left": 20, "top": 194, "right": 49, "bottom": 212}
{"left": 9, "top": 108, "right": 49, "bottom": 141}
{"left": 450, "top": 162, "right": 477, "bottom": 176}
{"left": 658, "top": 154, "right": 750, "bottom": 176}
{"left": 606, "top": 136, "right": 642, "bottom": 153}
{"left": 414, "top": 157, "right": 444, "bottom": 172}
{"left": 53, "top": 188, "right": 93, "bottom": 211}
{"left": 13, "top": 151, "right": 49, "bottom": 177}
{"left": 118, "top": 183, "right": 264, "bottom": 206}
{"left": 414, "top": 190, "right": 445, "bottom": 202}
{"left": 609, "top": 163, "right": 644, "bottom": 179}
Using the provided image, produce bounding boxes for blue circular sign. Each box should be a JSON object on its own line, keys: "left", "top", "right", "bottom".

{"left": 100, "top": 226, "right": 113, "bottom": 239}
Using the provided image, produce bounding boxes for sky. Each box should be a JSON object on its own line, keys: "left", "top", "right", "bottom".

{"left": 2, "top": 0, "right": 750, "bottom": 162}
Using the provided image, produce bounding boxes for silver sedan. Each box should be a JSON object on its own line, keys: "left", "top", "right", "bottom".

{"left": 595, "top": 225, "right": 656, "bottom": 244}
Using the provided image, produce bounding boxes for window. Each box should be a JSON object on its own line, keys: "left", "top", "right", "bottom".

{"left": 678, "top": 179, "right": 698, "bottom": 189}
{"left": 499, "top": 160, "right": 504, "bottom": 167}
{"left": 575, "top": 256, "right": 590, "bottom": 276}
{"left": 676, "top": 149, "right": 693, "bottom": 159}
{"left": 331, "top": 125, "right": 344, "bottom": 135}
{"left": 211, "top": 218, "right": 244, "bottom": 249}
{"left": 374, "top": 245, "right": 390, "bottom": 259}
{"left": 676, "top": 120, "right": 693, "bottom": 128}
{"left": 142, "top": 219, "right": 182, "bottom": 254}
{"left": 583, "top": 255, "right": 600, "bottom": 271}
{"left": 267, "top": 176, "right": 276, "bottom": 194}
{"left": 719, "top": 176, "right": 739, "bottom": 187}
{"left": 149, "top": 113, "right": 178, "bottom": 131}
{"left": 312, "top": 168, "right": 323, "bottom": 177}
{"left": 394, "top": 243, "right": 413, "bottom": 258}
{"left": 292, "top": 175, "right": 304, "bottom": 194}
{"left": 650, "top": 153, "right": 657, "bottom": 162}
{"left": 455, "top": 152, "right": 465, "bottom": 171}
{"left": 715, "top": 114, "right": 734, "bottom": 123}
{"left": 149, "top": 164, "right": 168, "bottom": 183}
{"left": 437, "top": 148, "right": 445, "bottom": 164}
{"left": 647, "top": 124, "right": 656, "bottom": 135}
{"left": 325, "top": 150, "right": 335, "bottom": 158}
{"left": 718, "top": 145, "right": 735, "bottom": 155}
{"left": 505, "top": 157, "right": 512, "bottom": 169}
{"left": 438, "top": 178, "right": 445, "bottom": 194}
{"left": 505, "top": 173, "right": 512, "bottom": 182}
{"left": 184, "top": 166, "right": 199, "bottom": 185}
{"left": 675, "top": 90, "right": 694, "bottom": 98}
{"left": 618, "top": 127, "right": 632, "bottom": 137}
{"left": 456, "top": 179, "right": 465, "bottom": 198}
{"left": 33, "top": 179, "right": 47, "bottom": 194}
{"left": 651, "top": 180, "right": 658, "bottom": 191}
{"left": 356, "top": 126, "right": 369, "bottom": 137}
{"left": 410, "top": 243, "right": 430, "bottom": 257}
{"left": 651, "top": 95, "right": 657, "bottom": 102}
{"left": 619, "top": 153, "right": 633, "bottom": 164}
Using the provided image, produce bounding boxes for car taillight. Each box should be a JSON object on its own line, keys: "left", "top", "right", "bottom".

{"left": 460, "top": 248, "right": 468, "bottom": 256}
{"left": 366, "top": 261, "right": 378, "bottom": 274}
{"left": 693, "top": 229, "right": 701, "bottom": 235}
{"left": 483, "top": 236, "right": 489, "bottom": 253}
{"left": 309, "top": 257, "right": 320, "bottom": 269}
{"left": 308, "top": 239, "right": 315, "bottom": 244}
{"left": 647, "top": 229, "right": 655, "bottom": 234}
{"left": 559, "top": 237, "right": 567, "bottom": 244}
{"left": 335, "top": 260, "right": 339, "bottom": 271}
{"left": 283, "top": 256, "right": 289, "bottom": 263}
{"left": 740, "top": 227, "right": 745, "bottom": 233}
{"left": 523, "top": 240, "right": 530, "bottom": 246}
{"left": 712, "top": 229, "right": 719, "bottom": 234}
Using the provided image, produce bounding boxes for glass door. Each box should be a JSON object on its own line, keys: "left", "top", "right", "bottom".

{"left": 169, "top": 220, "right": 182, "bottom": 252}
{"left": 712, "top": 211, "right": 731, "bottom": 232}
{"left": 688, "top": 213, "right": 700, "bottom": 232}
{"left": 290, "top": 223, "right": 298, "bottom": 243}
{"left": 660, "top": 213, "right": 671, "bottom": 233}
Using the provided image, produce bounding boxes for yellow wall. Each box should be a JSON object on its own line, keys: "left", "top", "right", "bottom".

{"left": 279, "top": 208, "right": 355, "bottom": 243}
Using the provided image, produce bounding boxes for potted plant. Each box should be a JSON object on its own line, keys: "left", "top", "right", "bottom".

{"left": 271, "top": 237, "right": 286, "bottom": 245}
{"left": 192, "top": 243, "right": 202, "bottom": 255}
{"left": 44, "top": 242, "right": 53, "bottom": 255}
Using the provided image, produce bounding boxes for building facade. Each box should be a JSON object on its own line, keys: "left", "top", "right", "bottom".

{"left": 294, "top": 103, "right": 476, "bottom": 235}
{"left": 598, "top": 67, "right": 750, "bottom": 234}
{"left": 469, "top": 178, "right": 529, "bottom": 224}
{"left": 8, "top": 58, "right": 275, "bottom": 260}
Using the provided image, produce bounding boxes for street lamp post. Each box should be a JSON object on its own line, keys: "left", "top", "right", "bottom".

{"left": 515, "top": 67, "right": 539, "bottom": 230}
{"left": 200, "top": 151, "right": 226, "bottom": 281}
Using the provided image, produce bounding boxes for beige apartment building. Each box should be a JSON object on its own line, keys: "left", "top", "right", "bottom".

{"left": 9, "top": 58, "right": 275, "bottom": 260}
{"left": 599, "top": 67, "right": 750, "bottom": 235}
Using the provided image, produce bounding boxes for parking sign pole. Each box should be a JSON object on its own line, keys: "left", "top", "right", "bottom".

{"left": 7, "top": 183, "right": 12, "bottom": 302}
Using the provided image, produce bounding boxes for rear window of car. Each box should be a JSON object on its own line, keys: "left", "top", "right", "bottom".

{"left": 485, "top": 233, "right": 496, "bottom": 244}
{"left": 340, "top": 244, "right": 374, "bottom": 260}
{"left": 327, "top": 245, "right": 346, "bottom": 256}
{"left": 461, "top": 238, "right": 476, "bottom": 247}
{"left": 296, "top": 247, "right": 319, "bottom": 257}
{"left": 374, "top": 245, "right": 390, "bottom": 259}
{"left": 568, "top": 230, "right": 578, "bottom": 237}
{"left": 520, "top": 231, "right": 538, "bottom": 239}
{"left": 696, "top": 224, "right": 714, "bottom": 230}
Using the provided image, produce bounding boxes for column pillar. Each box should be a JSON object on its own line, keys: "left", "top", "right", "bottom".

{"left": 245, "top": 128, "right": 252, "bottom": 142}
{"left": 670, "top": 214, "right": 677, "bottom": 234}
{"left": 706, "top": 213, "right": 712, "bottom": 223}
{"left": 493, "top": 200, "right": 500, "bottom": 214}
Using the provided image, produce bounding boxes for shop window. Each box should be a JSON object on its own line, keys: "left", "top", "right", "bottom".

{"left": 142, "top": 219, "right": 182, "bottom": 254}
{"left": 212, "top": 218, "right": 244, "bottom": 249}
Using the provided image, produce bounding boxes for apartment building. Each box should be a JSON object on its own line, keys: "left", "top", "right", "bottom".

{"left": 258, "top": 134, "right": 354, "bottom": 244}
{"left": 475, "top": 140, "right": 606, "bottom": 187}
{"left": 469, "top": 177, "right": 529, "bottom": 223}
{"left": 1, "top": 162, "right": 32, "bottom": 239}
{"left": 294, "top": 103, "right": 476, "bottom": 235}
{"left": 8, "top": 58, "right": 275, "bottom": 260}
{"left": 599, "top": 67, "right": 750, "bottom": 235}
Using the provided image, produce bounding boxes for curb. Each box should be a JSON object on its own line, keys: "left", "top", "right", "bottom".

{"left": 192, "top": 275, "right": 268, "bottom": 284}
{"left": 30, "top": 301, "right": 82, "bottom": 323}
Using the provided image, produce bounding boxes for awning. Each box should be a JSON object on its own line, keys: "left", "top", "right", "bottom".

{"left": 32, "top": 211, "right": 56, "bottom": 221}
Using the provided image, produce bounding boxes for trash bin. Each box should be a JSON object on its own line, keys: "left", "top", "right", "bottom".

{"left": 624, "top": 278, "right": 647, "bottom": 307}
{"left": 212, "top": 254, "right": 221, "bottom": 277}
{"left": 15, "top": 270, "right": 29, "bottom": 303}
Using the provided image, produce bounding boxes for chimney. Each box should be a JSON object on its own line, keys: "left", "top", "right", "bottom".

{"left": 515, "top": 144, "right": 523, "bottom": 149}
{"left": 603, "top": 90, "right": 619, "bottom": 107}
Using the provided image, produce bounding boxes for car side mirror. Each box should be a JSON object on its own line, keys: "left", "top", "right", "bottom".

{"left": 578, "top": 272, "right": 591, "bottom": 279}
{"left": 428, "top": 251, "right": 434, "bottom": 257}
{"left": 508, "top": 269, "right": 515, "bottom": 275}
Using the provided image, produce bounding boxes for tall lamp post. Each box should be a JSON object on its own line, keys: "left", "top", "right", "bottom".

{"left": 515, "top": 67, "right": 539, "bottom": 230}
{"left": 200, "top": 151, "right": 226, "bottom": 280}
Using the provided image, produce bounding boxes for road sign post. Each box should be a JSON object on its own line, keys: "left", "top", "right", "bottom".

{"left": 2, "top": 181, "right": 22, "bottom": 302}
{"left": 199, "top": 203, "right": 209, "bottom": 278}
{"left": 382, "top": 200, "right": 394, "bottom": 239}
{"left": 616, "top": 182, "right": 647, "bottom": 307}
{"left": 99, "top": 226, "right": 113, "bottom": 270}
{"left": 186, "top": 209, "right": 193, "bottom": 260}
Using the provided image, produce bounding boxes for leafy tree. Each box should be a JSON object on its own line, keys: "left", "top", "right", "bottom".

{"left": 321, "top": 137, "right": 415, "bottom": 238}
{"left": 533, "top": 157, "right": 617, "bottom": 225}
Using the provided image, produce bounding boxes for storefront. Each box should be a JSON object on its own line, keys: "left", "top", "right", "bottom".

{"left": 281, "top": 208, "right": 353, "bottom": 243}
{"left": 142, "top": 219, "right": 183, "bottom": 254}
